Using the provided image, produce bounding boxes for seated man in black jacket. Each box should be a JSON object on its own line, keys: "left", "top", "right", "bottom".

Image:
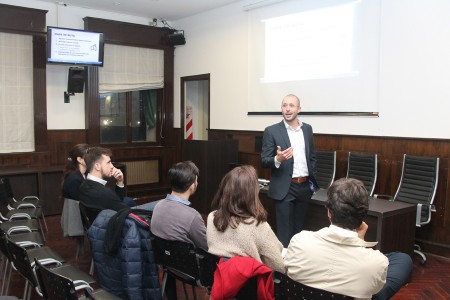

{"left": 79, "top": 146, "right": 129, "bottom": 212}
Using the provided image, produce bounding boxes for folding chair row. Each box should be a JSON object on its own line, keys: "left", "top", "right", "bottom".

{"left": 0, "top": 230, "right": 98, "bottom": 300}
{"left": 0, "top": 179, "right": 47, "bottom": 237}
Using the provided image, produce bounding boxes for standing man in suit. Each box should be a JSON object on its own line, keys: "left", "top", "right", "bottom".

{"left": 261, "top": 94, "right": 318, "bottom": 247}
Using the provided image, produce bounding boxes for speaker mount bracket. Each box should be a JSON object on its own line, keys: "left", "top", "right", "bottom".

{"left": 64, "top": 91, "right": 75, "bottom": 103}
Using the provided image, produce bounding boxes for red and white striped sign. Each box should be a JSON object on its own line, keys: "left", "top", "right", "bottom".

{"left": 185, "top": 106, "right": 193, "bottom": 140}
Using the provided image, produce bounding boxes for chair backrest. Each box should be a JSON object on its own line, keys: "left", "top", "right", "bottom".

{"left": 0, "top": 178, "right": 14, "bottom": 199}
{"left": 151, "top": 235, "right": 200, "bottom": 284}
{"left": 6, "top": 237, "right": 39, "bottom": 289}
{"left": 394, "top": 154, "right": 439, "bottom": 205}
{"left": 0, "top": 181, "right": 11, "bottom": 207}
{"left": 273, "top": 271, "right": 351, "bottom": 300}
{"left": 195, "top": 248, "right": 220, "bottom": 292}
{"left": 346, "top": 152, "right": 377, "bottom": 196}
{"left": 79, "top": 202, "right": 101, "bottom": 231}
{"left": 0, "top": 229, "right": 12, "bottom": 261}
{"left": 315, "top": 151, "right": 336, "bottom": 189}
{"left": 34, "top": 258, "right": 79, "bottom": 300}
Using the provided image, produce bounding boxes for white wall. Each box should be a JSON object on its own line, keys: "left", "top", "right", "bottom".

{"left": 1, "top": 0, "right": 152, "bottom": 129}
{"left": 174, "top": 0, "right": 450, "bottom": 139}
{"left": 3, "top": 0, "right": 450, "bottom": 138}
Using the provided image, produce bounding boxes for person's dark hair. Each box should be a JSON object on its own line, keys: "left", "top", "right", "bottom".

{"left": 84, "top": 147, "right": 112, "bottom": 173}
{"left": 61, "top": 144, "right": 89, "bottom": 194}
{"left": 168, "top": 161, "right": 199, "bottom": 193}
{"left": 211, "top": 165, "right": 267, "bottom": 232}
{"left": 63, "top": 144, "right": 89, "bottom": 179}
{"left": 326, "top": 178, "right": 369, "bottom": 230}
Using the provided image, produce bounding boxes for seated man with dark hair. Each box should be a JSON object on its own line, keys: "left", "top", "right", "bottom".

{"left": 150, "top": 161, "right": 207, "bottom": 300}
{"left": 79, "top": 146, "right": 130, "bottom": 212}
{"left": 151, "top": 160, "right": 207, "bottom": 250}
{"left": 284, "top": 178, "right": 412, "bottom": 300}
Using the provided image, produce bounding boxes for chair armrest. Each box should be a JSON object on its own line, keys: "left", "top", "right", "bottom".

{"left": 7, "top": 226, "right": 32, "bottom": 235}
{"left": 73, "top": 280, "right": 94, "bottom": 292}
{"left": 22, "top": 196, "right": 40, "bottom": 201}
{"left": 16, "top": 203, "right": 37, "bottom": 209}
{"left": 373, "top": 194, "right": 394, "bottom": 201}
{"left": 16, "top": 241, "right": 41, "bottom": 248}
{"left": 9, "top": 213, "right": 32, "bottom": 220}
{"left": 417, "top": 203, "right": 436, "bottom": 227}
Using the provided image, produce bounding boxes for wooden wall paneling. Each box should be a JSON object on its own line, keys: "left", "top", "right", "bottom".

{"left": 182, "top": 139, "right": 239, "bottom": 216}
{"left": 33, "top": 34, "right": 48, "bottom": 152}
{"left": 40, "top": 170, "right": 64, "bottom": 215}
{"left": 6, "top": 174, "right": 38, "bottom": 201}
{"left": 0, "top": 4, "right": 46, "bottom": 34}
{"left": 47, "top": 130, "right": 87, "bottom": 165}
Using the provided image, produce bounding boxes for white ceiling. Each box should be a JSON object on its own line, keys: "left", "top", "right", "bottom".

{"left": 39, "top": 0, "right": 243, "bottom": 21}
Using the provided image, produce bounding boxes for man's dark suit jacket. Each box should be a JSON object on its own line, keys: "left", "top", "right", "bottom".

{"left": 261, "top": 121, "right": 318, "bottom": 200}
{"left": 79, "top": 179, "right": 128, "bottom": 212}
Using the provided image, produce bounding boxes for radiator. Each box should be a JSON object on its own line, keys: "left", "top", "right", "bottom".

{"left": 121, "top": 160, "right": 159, "bottom": 185}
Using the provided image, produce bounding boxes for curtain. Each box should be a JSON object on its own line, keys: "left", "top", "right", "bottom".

{"left": 141, "top": 90, "right": 156, "bottom": 129}
{"left": 0, "top": 32, "right": 34, "bottom": 153}
{"left": 99, "top": 44, "right": 164, "bottom": 93}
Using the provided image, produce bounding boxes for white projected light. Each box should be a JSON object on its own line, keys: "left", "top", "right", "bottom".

{"left": 247, "top": 0, "right": 380, "bottom": 113}
{"left": 263, "top": 2, "right": 358, "bottom": 83}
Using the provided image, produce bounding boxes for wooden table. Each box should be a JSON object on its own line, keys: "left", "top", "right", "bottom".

{"left": 260, "top": 188, "right": 417, "bottom": 256}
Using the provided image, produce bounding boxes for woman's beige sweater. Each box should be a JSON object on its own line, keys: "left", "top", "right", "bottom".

{"left": 206, "top": 211, "right": 285, "bottom": 273}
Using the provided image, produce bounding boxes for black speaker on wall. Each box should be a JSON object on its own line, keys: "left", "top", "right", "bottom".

{"left": 168, "top": 31, "right": 186, "bottom": 46}
{"left": 67, "top": 67, "right": 85, "bottom": 94}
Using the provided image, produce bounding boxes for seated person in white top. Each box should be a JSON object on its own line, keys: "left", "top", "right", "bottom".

{"left": 284, "top": 178, "right": 412, "bottom": 300}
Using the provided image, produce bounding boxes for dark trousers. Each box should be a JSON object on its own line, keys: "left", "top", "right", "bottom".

{"left": 372, "top": 252, "right": 413, "bottom": 300}
{"left": 275, "top": 181, "right": 312, "bottom": 247}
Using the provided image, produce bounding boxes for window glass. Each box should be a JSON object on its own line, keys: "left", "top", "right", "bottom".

{"left": 100, "top": 92, "right": 126, "bottom": 144}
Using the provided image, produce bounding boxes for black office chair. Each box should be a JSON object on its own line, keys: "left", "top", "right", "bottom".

{"left": 315, "top": 150, "right": 336, "bottom": 189}
{"left": 375, "top": 154, "right": 439, "bottom": 264}
{"left": 151, "top": 234, "right": 201, "bottom": 300}
{"left": 273, "top": 271, "right": 351, "bottom": 300}
{"left": 34, "top": 258, "right": 120, "bottom": 300}
{"left": 346, "top": 152, "right": 378, "bottom": 196}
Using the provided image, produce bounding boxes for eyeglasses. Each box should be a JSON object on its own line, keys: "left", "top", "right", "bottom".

{"left": 282, "top": 103, "right": 299, "bottom": 108}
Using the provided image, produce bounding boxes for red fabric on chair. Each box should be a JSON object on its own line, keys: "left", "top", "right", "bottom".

{"left": 211, "top": 256, "right": 274, "bottom": 300}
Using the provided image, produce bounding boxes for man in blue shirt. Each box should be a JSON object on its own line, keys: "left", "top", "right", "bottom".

{"left": 151, "top": 161, "right": 207, "bottom": 300}
{"left": 150, "top": 160, "right": 207, "bottom": 250}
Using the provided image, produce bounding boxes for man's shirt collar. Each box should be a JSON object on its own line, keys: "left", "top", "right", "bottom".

{"left": 283, "top": 118, "right": 303, "bottom": 131}
{"left": 166, "top": 193, "right": 191, "bottom": 206}
{"left": 329, "top": 224, "right": 358, "bottom": 238}
{"left": 87, "top": 173, "right": 107, "bottom": 186}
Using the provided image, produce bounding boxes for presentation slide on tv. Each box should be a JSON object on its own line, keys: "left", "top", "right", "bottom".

{"left": 49, "top": 28, "right": 101, "bottom": 65}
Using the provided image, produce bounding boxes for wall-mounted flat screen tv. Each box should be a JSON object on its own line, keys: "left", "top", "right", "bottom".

{"left": 47, "top": 26, "right": 104, "bottom": 66}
